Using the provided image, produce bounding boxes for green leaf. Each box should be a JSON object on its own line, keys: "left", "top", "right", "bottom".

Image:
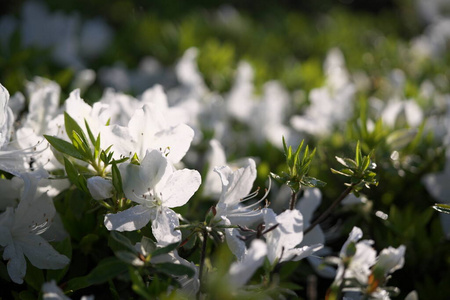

{"left": 64, "top": 157, "right": 89, "bottom": 193}
{"left": 129, "top": 267, "right": 152, "bottom": 298}
{"left": 45, "top": 135, "right": 85, "bottom": 160}
{"left": 110, "top": 231, "right": 137, "bottom": 253}
{"left": 361, "top": 156, "right": 370, "bottom": 171}
{"left": 64, "top": 112, "right": 88, "bottom": 146}
{"left": 94, "top": 133, "right": 101, "bottom": 160}
{"left": 65, "top": 257, "right": 128, "bottom": 292}
{"left": 151, "top": 242, "right": 179, "bottom": 257}
{"left": 24, "top": 260, "right": 44, "bottom": 291}
{"left": 46, "top": 237, "right": 72, "bottom": 283}
{"left": 72, "top": 131, "right": 91, "bottom": 159}
{"left": 140, "top": 236, "right": 157, "bottom": 255}
{"left": 64, "top": 157, "right": 79, "bottom": 186}
{"left": 154, "top": 262, "right": 195, "bottom": 278}
{"left": 330, "top": 168, "right": 354, "bottom": 177}
{"left": 84, "top": 119, "right": 97, "bottom": 146}
{"left": 18, "top": 291, "right": 35, "bottom": 300}
{"left": 112, "top": 162, "right": 123, "bottom": 195}
{"left": 115, "top": 251, "right": 144, "bottom": 266}
{"left": 355, "top": 141, "right": 362, "bottom": 167}
{"left": 433, "top": 204, "right": 450, "bottom": 215}
{"left": 302, "top": 176, "right": 326, "bottom": 188}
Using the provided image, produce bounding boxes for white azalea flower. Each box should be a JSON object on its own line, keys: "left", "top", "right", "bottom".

{"left": 263, "top": 208, "right": 322, "bottom": 264}
{"left": 0, "top": 170, "right": 70, "bottom": 284}
{"left": 15, "top": 78, "right": 62, "bottom": 171}
{"left": 104, "top": 150, "right": 201, "bottom": 245}
{"left": 0, "top": 84, "right": 44, "bottom": 175}
{"left": 290, "top": 48, "right": 355, "bottom": 137}
{"left": 373, "top": 245, "right": 406, "bottom": 276}
{"left": 63, "top": 89, "right": 110, "bottom": 138}
{"left": 100, "top": 103, "right": 194, "bottom": 164}
{"left": 337, "top": 227, "right": 377, "bottom": 285}
{"left": 212, "top": 159, "right": 269, "bottom": 259}
{"left": 213, "top": 158, "right": 265, "bottom": 227}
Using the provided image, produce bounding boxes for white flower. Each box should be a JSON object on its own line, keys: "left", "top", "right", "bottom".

{"left": 263, "top": 208, "right": 322, "bottom": 264}
{"left": 213, "top": 158, "right": 265, "bottom": 227}
{"left": 104, "top": 150, "right": 201, "bottom": 245}
{"left": 0, "top": 170, "right": 70, "bottom": 284}
{"left": 100, "top": 103, "right": 194, "bottom": 164}
{"left": 374, "top": 245, "right": 406, "bottom": 276}
{"left": 0, "top": 84, "right": 44, "bottom": 175}
{"left": 337, "top": 227, "right": 377, "bottom": 285}
{"left": 87, "top": 176, "right": 114, "bottom": 200}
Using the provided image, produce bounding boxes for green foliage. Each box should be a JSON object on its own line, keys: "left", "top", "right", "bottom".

{"left": 331, "top": 141, "right": 378, "bottom": 196}
{"left": 271, "top": 137, "right": 325, "bottom": 194}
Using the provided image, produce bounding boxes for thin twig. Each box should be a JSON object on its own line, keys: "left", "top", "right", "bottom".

{"left": 289, "top": 190, "right": 299, "bottom": 210}
{"left": 304, "top": 184, "right": 355, "bottom": 235}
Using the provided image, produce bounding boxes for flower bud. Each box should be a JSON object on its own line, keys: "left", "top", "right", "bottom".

{"left": 87, "top": 176, "right": 114, "bottom": 200}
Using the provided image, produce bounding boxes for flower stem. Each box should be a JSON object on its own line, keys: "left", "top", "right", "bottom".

{"left": 304, "top": 184, "right": 355, "bottom": 235}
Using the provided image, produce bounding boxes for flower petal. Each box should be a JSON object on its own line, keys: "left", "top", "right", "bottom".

{"left": 104, "top": 205, "right": 151, "bottom": 231}
{"left": 152, "top": 207, "right": 181, "bottom": 246}
{"left": 162, "top": 169, "right": 201, "bottom": 208}
{"left": 3, "top": 242, "right": 26, "bottom": 284}
{"left": 228, "top": 239, "right": 267, "bottom": 288}
{"left": 18, "top": 235, "right": 69, "bottom": 269}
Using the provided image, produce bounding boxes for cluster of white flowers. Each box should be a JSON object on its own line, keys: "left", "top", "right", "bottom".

{"left": 4, "top": 13, "right": 445, "bottom": 295}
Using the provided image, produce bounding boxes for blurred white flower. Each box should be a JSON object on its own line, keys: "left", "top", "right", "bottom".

{"left": 228, "top": 239, "right": 267, "bottom": 288}
{"left": 373, "top": 245, "right": 406, "bottom": 276}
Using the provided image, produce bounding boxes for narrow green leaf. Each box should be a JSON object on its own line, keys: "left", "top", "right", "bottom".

{"left": 46, "top": 237, "right": 72, "bottom": 283}
{"left": 433, "top": 204, "right": 450, "bottom": 215}
{"left": 65, "top": 257, "right": 128, "bottom": 292}
{"left": 302, "top": 176, "right": 326, "bottom": 188}
{"left": 361, "top": 156, "right": 370, "bottom": 171}
{"left": 154, "top": 262, "right": 195, "bottom": 278}
{"left": 45, "top": 135, "right": 85, "bottom": 160}
{"left": 112, "top": 162, "right": 123, "bottom": 195}
{"left": 282, "top": 136, "right": 288, "bottom": 157}
{"left": 110, "top": 231, "right": 136, "bottom": 253}
{"left": 129, "top": 267, "right": 152, "bottom": 298}
{"left": 64, "top": 157, "right": 79, "bottom": 186}
{"left": 64, "top": 112, "right": 88, "bottom": 145}
{"left": 355, "top": 141, "right": 362, "bottom": 167}
{"left": 115, "top": 251, "right": 144, "bottom": 266}
{"left": 331, "top": 168, "right": 353, "bottom": 177}
{"left": 151, "top": 242, "right": 179, "bottom": 257}
{"left": 24, "top": 261, "right": 44, "bottom": 291}
{"left": 77, "top": 174, "right": 89, "bottom": 194}
{"left": 94, "top": 133, "right": 101, "bottom": 160}
{"left": 72, "top": 131, "right": 90, "bottom": 158}
{"left": 84, "top": 119, "right": 96, "bottom": 146}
